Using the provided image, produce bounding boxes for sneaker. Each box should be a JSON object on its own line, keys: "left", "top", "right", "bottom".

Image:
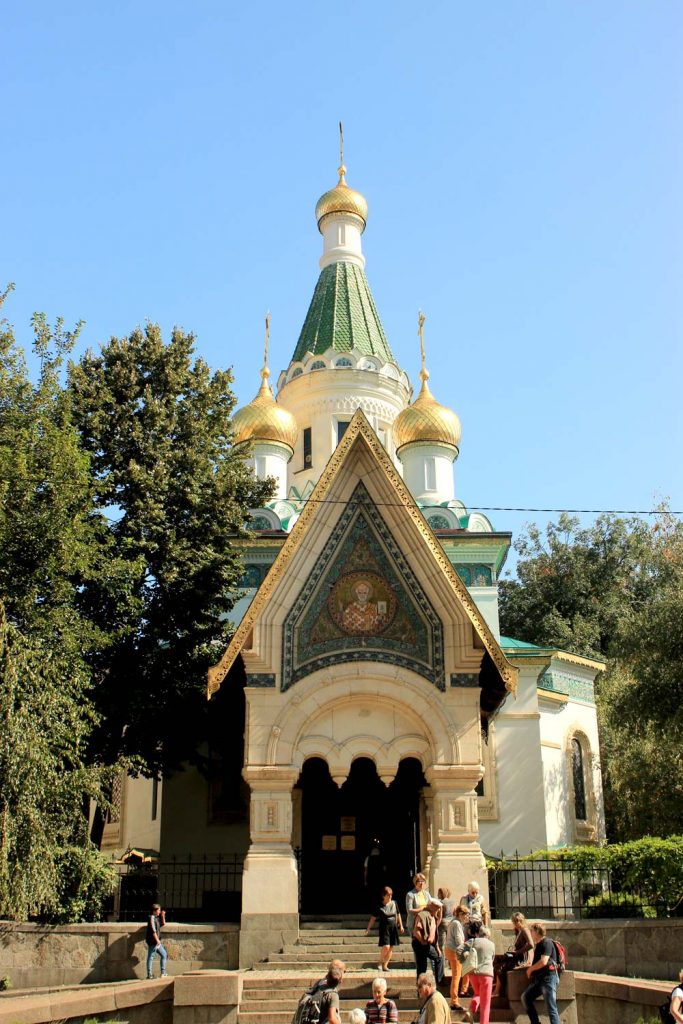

{"left": 161, "top": 971, "right": 168, "bottom": 977}
{"left": 147, "top": 975, "right": 154, "bottom": 980}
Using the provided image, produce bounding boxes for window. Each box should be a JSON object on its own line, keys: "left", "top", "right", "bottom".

{"left": 335, "top": 357, "right": 353, "bottom": 368}
{"left": 424, "top": 457, "right": 437, "bottom": 492}
{"left": 303, "top": 427, "right": 312, "bottom": 468}
{"left": 254, "top": 456, "right": 267, "bottom": 479}
{"left": 310, "top": 360, "right": 326, "bottom": 371}
{"left": 151, "top": 777, "right": 159, "bottom": 821}
{"left": 572, "top": 738, "right": 587, "bottom": 821}
{"left": 337, "top": 420, "right": 350, "bottom": 444}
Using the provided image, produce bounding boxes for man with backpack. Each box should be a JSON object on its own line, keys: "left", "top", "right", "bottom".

{"left": 661, "top": 968, "right": 683, "bottom": 1024}
{"left": 521, "top": 923, "right": 562, "bottom": 1024}
{"left": 292, "top": 959, "right": 346, "bottom": 1024}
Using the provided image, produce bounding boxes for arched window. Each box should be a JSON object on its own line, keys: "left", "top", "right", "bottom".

{"left": 571, "top": 738, "right": 587, "bottom": 821}
{"left": 310, "top": 360, "right": 326, "bottom": 371}
{"left": 335, "top": 357, "right": 353, "bottom": 368}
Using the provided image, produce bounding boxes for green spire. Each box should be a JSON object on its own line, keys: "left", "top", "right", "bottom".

{"left": 291, "top": 262, "right": 396, "bottom": 364}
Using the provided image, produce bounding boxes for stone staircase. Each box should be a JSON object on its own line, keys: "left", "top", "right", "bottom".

{"left": 239, "top": 916, "right": 515, "bottom": 1024}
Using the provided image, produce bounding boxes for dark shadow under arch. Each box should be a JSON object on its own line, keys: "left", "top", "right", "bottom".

{"left": 296, "top": 755, "right": 426, "bottom": 914}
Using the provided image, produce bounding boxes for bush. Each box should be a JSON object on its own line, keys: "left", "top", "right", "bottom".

{"left": 48, "top": 845, "right": 118, "bottom": 924}
{"left": 583, "top": 892, "right": 657, "bottom": 919}
{"left": 523, "top": 836, "right": 683, "bottom": 915}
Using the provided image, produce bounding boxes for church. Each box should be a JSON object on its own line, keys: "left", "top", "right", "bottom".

{"left": 103, "top": 147, "right": 605, "bottom": 967}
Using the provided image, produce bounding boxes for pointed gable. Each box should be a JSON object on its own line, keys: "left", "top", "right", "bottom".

{"left": 208, "top": 410, "right": 517, "bottom": 706}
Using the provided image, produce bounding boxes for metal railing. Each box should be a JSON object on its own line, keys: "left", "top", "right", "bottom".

{"left": 115, "top": 853, "right": 244, "bottom": 922}
{"left": 487, "top": 852, "right": 673, "bottom": 920}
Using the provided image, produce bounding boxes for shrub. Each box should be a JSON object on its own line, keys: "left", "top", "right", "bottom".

{"left": 583, "top": 892, "right": 657, "bottom": 919}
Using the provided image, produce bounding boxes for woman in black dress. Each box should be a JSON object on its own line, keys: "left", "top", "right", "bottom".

{"left": 365, "top": 885, "right": 404, "bottom": 971}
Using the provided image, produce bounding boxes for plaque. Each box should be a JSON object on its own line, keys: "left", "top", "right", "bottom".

{"left": 321, "top": 835, "right": 337, "bottom": 851}
{"left": 340, "top": 835, "right": 356, "bottom": 851}
{"left": 340, "top": 816, "right": 356, "bottom": 832}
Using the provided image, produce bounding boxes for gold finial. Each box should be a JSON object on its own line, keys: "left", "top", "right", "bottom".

{"left": 418, "top": 310, "right": 429, "bottom": 382}
{"left": 338, "top": 121, "right": 347, "bottom": 184}
{"left": 261, "top": 312, "right": 271, "bottom": 381}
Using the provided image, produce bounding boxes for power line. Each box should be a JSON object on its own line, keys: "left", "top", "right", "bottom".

{"left": 284, "top": 497, "right": 681, "bottom": 516}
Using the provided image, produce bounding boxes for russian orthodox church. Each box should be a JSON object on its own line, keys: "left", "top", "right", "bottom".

{"left": 104, "top": 149, "right": 605, "bottom": 967}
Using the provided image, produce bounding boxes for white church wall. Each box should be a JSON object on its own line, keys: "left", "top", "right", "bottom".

{"left": 478, "top": 665, "right": 548, "bottom": 855}
{"left": 469, "top": 586, "right": 501, "bottom": 637}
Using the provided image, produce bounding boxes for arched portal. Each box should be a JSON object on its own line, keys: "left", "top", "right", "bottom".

{"left": 296, "top": 755, "right": 426, "bottom": 914}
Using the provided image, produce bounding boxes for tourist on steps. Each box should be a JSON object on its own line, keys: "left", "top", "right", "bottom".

{"left": 522, "top": 923, "right": 561, "bottom": 1024}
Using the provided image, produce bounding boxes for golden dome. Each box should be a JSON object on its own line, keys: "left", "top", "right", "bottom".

{"left": 393, "top": 371, "right": 462, "bottom": 453}
{"left": 315, "top": 165, "right": 368, "bottom": 232}
{"left": 232, "top": 369, "right": 298, "bottom": 453}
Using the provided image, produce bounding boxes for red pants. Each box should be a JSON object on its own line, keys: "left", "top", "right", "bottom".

{"left": 469, "top": 974, "right": 493, "bottom": 1024}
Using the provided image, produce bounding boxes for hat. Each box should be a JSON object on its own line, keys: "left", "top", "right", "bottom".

{"left": 428, "top": 897, "right": 442, "bottom": 908}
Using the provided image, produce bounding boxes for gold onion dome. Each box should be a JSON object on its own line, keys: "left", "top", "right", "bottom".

{"left": 232, "top": 368, "right": 298, "bottom": 452}
{"left": 393, "top": 370, "right": 462, "bottom": 453}
{"left": 315, "top": 164, "right": 368, "bottom": 232}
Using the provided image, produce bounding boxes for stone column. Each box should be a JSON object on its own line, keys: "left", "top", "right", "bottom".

{"left": 424, "top": 764, "right": 488, "bottom": 901}
{"left": 239, "top": 765, "right": 300, "bottom": 968}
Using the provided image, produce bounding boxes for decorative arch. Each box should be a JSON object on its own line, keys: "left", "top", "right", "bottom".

{"left": 259, "top": 666, "right": 461, "bottom": 776}
{"left": 564, "top": 725, "right": 598, "bottom": 844}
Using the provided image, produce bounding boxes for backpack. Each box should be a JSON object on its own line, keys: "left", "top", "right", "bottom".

{"left": 659, "top": 987, "right": 680, "bottom": 1024}
{"left": 292, "top": 983, "right": 330, "bottom": 1024}
{"left": 550, "top": 940, "right": 567, "bottom": 975}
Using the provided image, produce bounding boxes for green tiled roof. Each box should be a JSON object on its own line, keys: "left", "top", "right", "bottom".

{"left": 500, "top": 636, "right": 554, "bottom": 654}
{"left": 292, "top": 261, "right": 395, "bottom": 364}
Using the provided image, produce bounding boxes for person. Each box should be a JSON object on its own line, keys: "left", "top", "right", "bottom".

{"left": 493, "top": 912, "right": 534, "bottom": 997}
{"left": 460, "top": 881, "right": 489, "bottom": 927}
{"left": 668, "top": 969, "right": 683, "bottom": 1024}
{"left": 366, "top": 886, "right": 404, "bottom": 972}
{"left": 364, "top": 976, "right": 398, "bottom": 1024}
{"left": 406, "top": 872, "right": 433, "bottom": 934}
{"left": 145, "top": 903, "right": 168, "bottom": 979}
{"left": 522, "top": 923, "right": 561, "bottom": 1024}
{"left": 465, "top": 924, "right": 496, "bottom": 1024}
{"left": 436, "top": 887, "right": 456, "bottom": 953}
{"left": 341, "top": 580, "right": 384, "bottom": 633}
{"left": 412, "top": 898, "right": 443, "bottom": 982}
{"left": 309, "top": 959, "right": 346, "bottom": 1024}
{"left": 444, "top": 904, "right": 470, "bottom": 1010}
{"left": 364, "top": 841, "right": 387, "bottom": 907}
{"left": 416, "top": 970, "right": 450, "bottom": 1024}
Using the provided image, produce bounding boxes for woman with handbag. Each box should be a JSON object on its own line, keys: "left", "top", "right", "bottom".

{"left": 493, "top": 912, "right": 534, "bottom": 997}
{"left": 463, "top": 923, "right": 495, "bottom": 1024}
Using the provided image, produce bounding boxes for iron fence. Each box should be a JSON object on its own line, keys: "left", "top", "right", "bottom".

{"left": 115, "top": 854, "right": 244, "bottom": 923}
{"left": 487, "top": 852, "right": 674, "bottom": 920}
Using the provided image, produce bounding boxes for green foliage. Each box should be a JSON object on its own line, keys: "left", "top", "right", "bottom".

{"left": 53, "top": 844, "right": 118, "bottom": 924}
{"left": 0, "top": 290, "right": 126, "bottom": 921}
{"left": 0, "top": 975, "right": 11, "bottom": 991}
{"left": 67, "top": 323, "right": 273, "bottom": 776}
{"left": 582, "top": 892, "right": 657, "bottom": 919}
{"left": 524, "top": 837, "right": 683, "bottom": 914}
{"left": 499, "top": 510, "right": 683, "bottom": 839}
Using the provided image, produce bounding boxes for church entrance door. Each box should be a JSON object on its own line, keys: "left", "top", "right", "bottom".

{"left": 297, "top": 756, "right": 424, "bottom": 915}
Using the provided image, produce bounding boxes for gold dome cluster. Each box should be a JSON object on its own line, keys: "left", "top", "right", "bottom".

{"left": 232, "top": 368, "right": 298, "bottom": 453}
{"left": 315, "top": 164, "right": 368, "bottom": 232}
{"left": 393, "top": 369, "right": 462, "bottom": 453}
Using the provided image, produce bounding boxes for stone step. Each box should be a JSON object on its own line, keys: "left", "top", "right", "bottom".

{"left": 263, "top": 961, "right": 417, "bottom": 972}
{"left": 239, "top": 1010, "right": 514, "bottom": 1024}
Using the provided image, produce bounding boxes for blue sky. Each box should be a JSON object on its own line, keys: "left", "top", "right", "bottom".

{"left": 3, "top": 1, "right": 681, "bottom": 571}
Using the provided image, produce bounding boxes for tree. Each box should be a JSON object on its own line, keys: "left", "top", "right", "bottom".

{"left": 68, "top": 324, "right": 272, "bottom": 801}
{"left": 499, "top": 510, "right": 683, "bottom": 839}
{"left": 0, "top": 288, "right": 119, "bottom": 919}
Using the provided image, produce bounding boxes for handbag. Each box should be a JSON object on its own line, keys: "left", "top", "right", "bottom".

{"left": 460, "top": 943, "right": 479, "bottom": 976}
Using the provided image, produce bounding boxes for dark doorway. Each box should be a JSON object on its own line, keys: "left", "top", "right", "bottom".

{"left": 297, "top": 756, "right": 425, "bottom": 914}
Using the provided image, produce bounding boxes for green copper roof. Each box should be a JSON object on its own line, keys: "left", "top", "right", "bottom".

{"left": 292, "top": 261, "right": 395, "bottom": 364}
